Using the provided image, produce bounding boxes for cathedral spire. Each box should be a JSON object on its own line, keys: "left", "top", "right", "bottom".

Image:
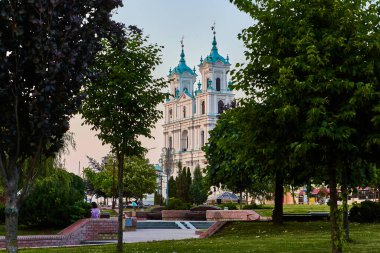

{"left": 179, "top": 36, "right": 186, "bottom": 64}
{"left": 211, "top": 22, "right": 218, "bottom": 55}
{"left": 172, "top": 36, "right": 196, "bottom": 76}
{"left": 201, "top": 23, "right": 229, "bottom": 65}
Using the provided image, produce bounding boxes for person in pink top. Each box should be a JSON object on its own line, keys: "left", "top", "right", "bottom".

{"left": 91, "top": 202, "right": 100, "bottom": 218}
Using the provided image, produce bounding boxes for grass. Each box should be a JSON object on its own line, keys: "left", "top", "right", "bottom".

{"left": 251, "top": 204, "right": 330, "bottom": 217}
{"left": 9, "top": 221, "right": 380, "bottom": 253}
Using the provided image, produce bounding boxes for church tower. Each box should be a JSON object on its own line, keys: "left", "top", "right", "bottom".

{"left": 163, "top": 27, "right": 235, "bottom": 174}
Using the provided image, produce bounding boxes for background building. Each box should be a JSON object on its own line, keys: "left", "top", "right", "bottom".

{"left": 163, "top": 29, "right": 235, "bottom": 175}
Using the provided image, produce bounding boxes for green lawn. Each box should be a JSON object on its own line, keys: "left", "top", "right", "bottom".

{"left": 10, "top": 221, "right": 380, "bottom": 253}
{"left": 252, "top": 204, "right": 330, "bottom": 217}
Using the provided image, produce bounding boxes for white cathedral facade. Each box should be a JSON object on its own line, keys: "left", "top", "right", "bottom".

{"left": 162, "top": 31, "right": 235, "bottom": 174}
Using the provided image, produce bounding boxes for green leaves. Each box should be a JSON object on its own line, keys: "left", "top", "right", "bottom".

{"left": 81, "top": 27, "right": 166, "bottom": 155}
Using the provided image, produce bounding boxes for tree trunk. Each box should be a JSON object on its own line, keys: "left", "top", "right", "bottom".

{"left": 239, "top": 191, "right": 243, "bottom": 209}
{"left": 341, "top": 168, "right": 349, "bottom": 241}
{"left": 291, "top": 185, "right": 296, "bottom": 204}
{"left": 329, "top": 167, "right": 342, "bottom": 253}
{"left": 117, "top": 152, "right": 124, "bottom": 252}
{"left": 273, "top": 171, "right": 284, "bottom": 225}
{"left": 5, "top": 178, "right": 19, "bottom": 253}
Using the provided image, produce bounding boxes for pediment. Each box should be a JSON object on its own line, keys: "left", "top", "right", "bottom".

{"left": 177, "top": 92, "right": 192, "bottom": 102}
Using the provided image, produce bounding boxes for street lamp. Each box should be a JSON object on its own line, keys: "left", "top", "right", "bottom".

{"left": 159, "top": 147, "right": 175, "bottom": 209}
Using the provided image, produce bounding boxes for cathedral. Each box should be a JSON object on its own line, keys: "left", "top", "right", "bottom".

{"left": 162, "top": 29, "right": 235, "bottom": 174}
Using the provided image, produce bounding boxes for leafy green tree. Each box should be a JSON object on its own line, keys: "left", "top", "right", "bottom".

{"left": 230, "top": 1, "right": 380, "bottom": 252}
{"left": 81, "top": 26, "right": 166, "bottom": 251}
{"left": 189, "top": 166, "right": 208, "bottom": 205}
{"left": 124, "top": 156, "right": 157, "bottom": 201}
{"left": 0, "top": 1, "right": 123, "bottom": 251}
{"left": 19, "top": 167, "right": 89, "bottom": 228}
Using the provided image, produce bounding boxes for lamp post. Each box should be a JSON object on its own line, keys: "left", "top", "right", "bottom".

{"left": 159, "top": 147, "right": 175, "bottom": 209}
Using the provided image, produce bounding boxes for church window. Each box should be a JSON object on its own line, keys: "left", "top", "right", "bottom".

{"left": 181, "top": 130, "right": 188, "bottom": 151}
{"left": 169, "top": 136, "right": 173, "bottom": 148}
{"left": 169, "top": 109, "right": 173, "bottom": 119}
{"left": 201, "top": 131, "right": 205, "bottom": 147}
{"left": 216, "top": 78, "right": 221, "bottom": 91}
{"left": 183, "top": 106, "right": 186, "bottom": 118}
{"left": 201, "top": 101, "right": 205, "bottom": 115}
{"left": 218, "top": 100, "right": 225, "bottom": 114}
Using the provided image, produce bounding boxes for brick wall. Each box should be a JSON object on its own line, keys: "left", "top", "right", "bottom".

{"left": 0, "top": 218, "right": 119, "bottom": 249}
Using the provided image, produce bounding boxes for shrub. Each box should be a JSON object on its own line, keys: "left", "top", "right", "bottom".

{"left": 190, "top": 205, "right": 221, "bottom": 211}
{"left": 19, "top": 168, "right": 89, "bottom": 228}
{"left": 350, "top": 201, "right": 380, "bottom": 223}
{"left": 242, "top": 204, "right": 259, "bottom": 210}
{"left": 167, "top": 198, "right": 191, "bottom": 210}
{"left": 219, "top": 203, "right": 238, "bottom": 210}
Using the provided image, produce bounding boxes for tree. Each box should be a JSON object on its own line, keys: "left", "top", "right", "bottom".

{"left": 204, "top": 106, "right": 259, "bottom": 209}
{"left": 0, "top": 1, "right": 123, "bottom": 251}
{"left": 19, "top": 167, "right": 89, "bottom": 228}
{"left": 230, "top": 0, "right": 380, "bottom": 252}
{"left": 81, "top": 26, "right": 166, "bottom": 251}
{"left": 189, "top": 166, "right": 208, "bottom": 205}
{"left": 123, "top": 156, "right": 157, "bottom": 201}
{"left": 168, "top": 176, "right": 177, "bottom": 199}
{"left": 175, "top": 163, "right": 191, "bottom": 203}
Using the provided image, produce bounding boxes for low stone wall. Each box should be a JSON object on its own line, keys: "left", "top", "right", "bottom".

{"left": 161, "top": 210, "right": 189, "bottom": 220}
{"left": 199, "top": 221, "right": 228, "bottom": 238}
{"left": 0, "top": 218, "right": 118, "bottom": 249}
{"left": 206, "top": 210, "right": 261, "bottom": 221}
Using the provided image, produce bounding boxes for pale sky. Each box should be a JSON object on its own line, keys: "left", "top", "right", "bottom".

{"left": 63, "top": 0, "right": 252, "bottom": 175}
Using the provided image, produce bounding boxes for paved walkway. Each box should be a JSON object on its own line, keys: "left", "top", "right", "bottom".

{"left": 123, "top": 229, "right": 199, "bottom": 243}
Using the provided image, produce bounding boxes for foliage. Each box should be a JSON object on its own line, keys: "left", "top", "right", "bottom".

{"left": 80, "top": 26, "right": 165, "bottom": 251}
{"left": 230, "top": 0, "right": 380, "bottom": 251}
{"left": 175, "top": 163, "right": 191, "bottom": 203}
{"left": 190, "top": 205, "right": 221, "bottom": 211}
{"left": 168, "top": 176, "right": 177, "bottom": 198}
{"left": 350, "top": 201, "right": 380, "bottom": 223}
{"left": 242, "top": 204, "right": 260, "bottom": 210}
{"left": 81, "top": 27, "right": 166, "bottom": 157}
{"left": 167, "top": 198, "right": 191, "bottom": 210}
{"left": 123, "top": 156, "right": 157, "bottom": 200}
{"left": 18, "top": 168, "right": 90, "bottom": 228}
{"left": 84, "top": 155, "right": 157, "bottom": 201}
{"left": 218, "top": 203, "right": 237, "bottom": 210}
{"left": 0, "top": 0, "right": 123, "bottom": 250}
{"left": 203, "top": 105, "right": 279, "bottom": 212}
{"left": 189, "top": 166, "right": 208, "bottom": 205}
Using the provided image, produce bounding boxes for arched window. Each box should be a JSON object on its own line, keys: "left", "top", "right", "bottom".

{"left": 201, "top": 131, "right": 205, "bottom": 147}
{"left": 169, "top": 109, "right": 173, "bottom": 119}
{"left": 218, "top": 100, "right": 225, "bottom": 114}
{"left": 169, "top": 136, "right": 173, "bottom": 148}
{"left": 183, "top": 106, "right": 186, "bottom": 118}
{"left": 216, "top": 78, "right": 221, "bottom": 91}
{"left": 181, "top": 130, "right": 188, "bottom": 151}
{"left": 201, "top": 101, "right": 205, "bottom": 115}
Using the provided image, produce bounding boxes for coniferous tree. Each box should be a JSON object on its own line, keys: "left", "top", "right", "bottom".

{"left": 186, "top": 167, "right": 192, "bottom": 202}
{"left": 189, "top": 166, "right": 208, "bottom": 205}
{"left": 168, "top": 176, "right": 177, "bottom": 198}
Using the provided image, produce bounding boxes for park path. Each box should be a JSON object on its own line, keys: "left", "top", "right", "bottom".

{"left": 123, "top": 229, "right": 199, "bottom": 243}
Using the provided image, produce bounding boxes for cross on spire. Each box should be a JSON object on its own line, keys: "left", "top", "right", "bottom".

{"left": 180, "top": 36, "right": 184, "bottom": 49}
{"left": 211, "top": 22, "right": 216, "bottom": 36}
